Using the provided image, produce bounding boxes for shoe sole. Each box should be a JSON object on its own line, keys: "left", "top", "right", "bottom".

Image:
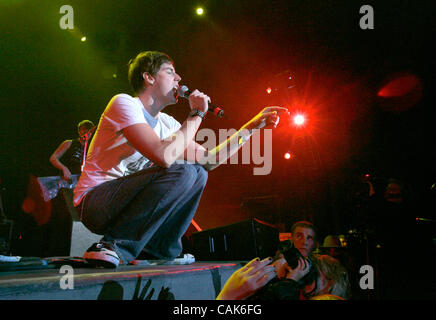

{"left": 84, "top": 251, "right": 120, "bottom": 268}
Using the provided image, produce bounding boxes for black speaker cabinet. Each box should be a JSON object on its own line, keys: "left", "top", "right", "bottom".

{"left": 191, "top": 218, "right": 279, "bottom": 261}
{"left": 43, "top": 188, "right": 75, "bottom": 257}
{"left": 0, "top": 219, "right": 13, "bottom": 255}
{"left": 44, "top": 188, "right": 100, "bottom": 257}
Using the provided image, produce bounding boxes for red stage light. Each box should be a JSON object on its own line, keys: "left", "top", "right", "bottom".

{"left": 284, "top": 152, "right": 292, "bottom": 159}
{"left": 378, "top": 74, "right": 420, "bottom": 97}
{"left": 377, "top": 73, "right": 423, "bottom": 112}
{"left": 266, "top": 87, "right": 272, "bottom": 94}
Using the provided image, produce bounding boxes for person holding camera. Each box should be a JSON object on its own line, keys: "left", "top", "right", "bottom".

{"left": 247, "top": 221, "right": 319, "bottom": 300}
{"left": 217, "top": 221, "right": 317, "bottom": 300}
{"left": 217, "top": 221, "right": 351, "bottom": 300}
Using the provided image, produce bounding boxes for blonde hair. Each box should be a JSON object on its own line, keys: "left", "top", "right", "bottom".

{"left": 311, "top": 254, "right": 351, "bottom": 299}
{"left": 77, "top": 120, "right": 94, "bottom": 132}
{"left": 310, "top": 294, "right": 345, "bottom": 300}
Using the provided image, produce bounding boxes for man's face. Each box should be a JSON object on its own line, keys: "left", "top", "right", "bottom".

{"left": 325, "top": 248, "right": 340, "bottom": 257}
{"left": 78, "top": 126, "right": 89, "bottom": 137}
{"left": 151, "top": 62, "right": 181, "bottom": 106}
{"left": 291, "top": 227, "right": 316, "bottom": 257}
{"left": 78, "top": 126, "right": 92, "bottom": 144}
{"left": 384, "top": 183, "right": 403, "bottom": 203}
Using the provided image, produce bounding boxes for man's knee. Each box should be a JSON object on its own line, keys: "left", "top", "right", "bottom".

{"left": 165, "top": 163, "right": 204, "bottom": 186}
{"left": 194, "top": 164, "right": 208, "bottom": 187}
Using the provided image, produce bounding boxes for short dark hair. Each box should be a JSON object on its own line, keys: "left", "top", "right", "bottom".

{"left": 77, "top": 120, "right": 94, "bottom": 132}
{"left": 290, "top": 220, "right": 318, "bottom": 240}
{"left": 385, "top": 178, "right": 404, "bottom": 190}
{"left": 128, "top": 51, "right": 174, "bottom": 95}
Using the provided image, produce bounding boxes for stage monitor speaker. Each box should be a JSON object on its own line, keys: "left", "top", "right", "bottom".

{"left": 191, "top": 218, "right": 279, "bottom": 261}
{"left": 58, "top": 188, "right": 101, "bottom": 257}
{"left": 43, "top": 188, "right": 101, "bottom": 257}
{"left": 70, "top": 221, "right": 101, "bottom": 257}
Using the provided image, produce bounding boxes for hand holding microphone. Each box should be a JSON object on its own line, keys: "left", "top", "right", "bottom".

{"left": 178, "top": 85, "right": 225, "bottom": 118}
{"left": 184, "top": 88, "right": 210, "bottom": 114}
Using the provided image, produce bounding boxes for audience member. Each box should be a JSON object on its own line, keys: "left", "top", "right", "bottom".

{"left": 310, "top": 253, "right": 351, "bottom": 299}
{"left": 218, "top": 251, "right": 351, "bottom": 300}
{"left": 218, "top": 221, "right": 353, "bottom": 300}
{"left": 361, "top": 177, "right": 435, "bottom": 299}
{"left": 318, "top": 234, "right": 352, "bottom": 275}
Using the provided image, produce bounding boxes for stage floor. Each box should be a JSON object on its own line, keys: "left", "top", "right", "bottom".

{"left": 0, "top": 260, "right": 244, "bottom": 300}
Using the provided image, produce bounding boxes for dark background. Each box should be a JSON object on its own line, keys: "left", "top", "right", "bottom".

{"left": 1, "top": 0, "right": 435, "bottom": 254}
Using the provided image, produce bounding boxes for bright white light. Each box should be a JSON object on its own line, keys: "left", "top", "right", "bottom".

{"left": 293, "top": 114, "right": 305, "bottom": 126}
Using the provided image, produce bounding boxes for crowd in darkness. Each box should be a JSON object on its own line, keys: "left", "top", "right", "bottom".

{"left": 217, "top": 176, "right": 435, "bottom": 300}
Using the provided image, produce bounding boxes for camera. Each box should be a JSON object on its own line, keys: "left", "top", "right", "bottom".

{"left": 281, "top": 246, "right": 316, "bottom": 285}
{"left": 282, "top": 247, "right": 312, "bottom": 269}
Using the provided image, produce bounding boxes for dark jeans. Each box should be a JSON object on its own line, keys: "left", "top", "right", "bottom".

{"left": 79, "top": 162, "right": 208, "bottom": 263}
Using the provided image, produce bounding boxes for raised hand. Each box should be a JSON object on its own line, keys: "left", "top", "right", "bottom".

{"left": 216, "top": 257, "right": 277, "bottom": 300}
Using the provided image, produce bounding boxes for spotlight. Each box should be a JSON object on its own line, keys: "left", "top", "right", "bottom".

{"left": 266, "top": 87, "right": 272, "bottom": 94}
{"left": 196, "top": 7, "right": 204, "bottom": 15}
{"left": 293, "top": 114, "right": 305, "bottom": 126}
{"left": 81, "top": 36, "right": 86, "bottom": 42}
{"left": 284, "top": 152, "right": 292, "bottom": 160}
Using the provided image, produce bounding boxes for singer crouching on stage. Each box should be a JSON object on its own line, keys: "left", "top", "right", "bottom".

{"left": 73, "top": 51, "right": 288, "bottom": 267}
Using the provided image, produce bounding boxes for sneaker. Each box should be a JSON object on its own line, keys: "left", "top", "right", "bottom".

{"left": 131, "top": 253, "right": 195, "bottom": 266}
{"left": 168, "top": 253, "right": 195, "bottom": 265}
{"left": 83, "top": 242, "right": 120, "bottom": 268}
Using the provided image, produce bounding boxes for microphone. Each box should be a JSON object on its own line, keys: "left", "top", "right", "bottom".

{"left": 178, "top": 85, "right": 224, "bottom": 118}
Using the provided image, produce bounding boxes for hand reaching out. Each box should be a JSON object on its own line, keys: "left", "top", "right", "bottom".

{"left": 242, "top": 106, "right": 289, "bottom": 131}
{"left": 216, "top": 257, "right": 277, "bottom": 300}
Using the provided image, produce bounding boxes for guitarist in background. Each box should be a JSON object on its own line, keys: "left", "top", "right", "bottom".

{"left": 49, "top": 120, "right": 95, "bottom": 181}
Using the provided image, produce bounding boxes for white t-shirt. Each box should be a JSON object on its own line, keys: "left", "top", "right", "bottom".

{"left": 73, "top": 93, "right": 181, "bottom": 206}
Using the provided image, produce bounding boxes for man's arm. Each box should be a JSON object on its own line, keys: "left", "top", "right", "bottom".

{"left": 122, "top": 116, "right": 203, "bottom": 168}
{"left": 49, "top": 140, "right": 73, "bottom": 180}
{"left": 197, "top": 106, "right": 289, "bottom": 171}
{"left": 123, "top": 89, "right": 210, "bottom": 168}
